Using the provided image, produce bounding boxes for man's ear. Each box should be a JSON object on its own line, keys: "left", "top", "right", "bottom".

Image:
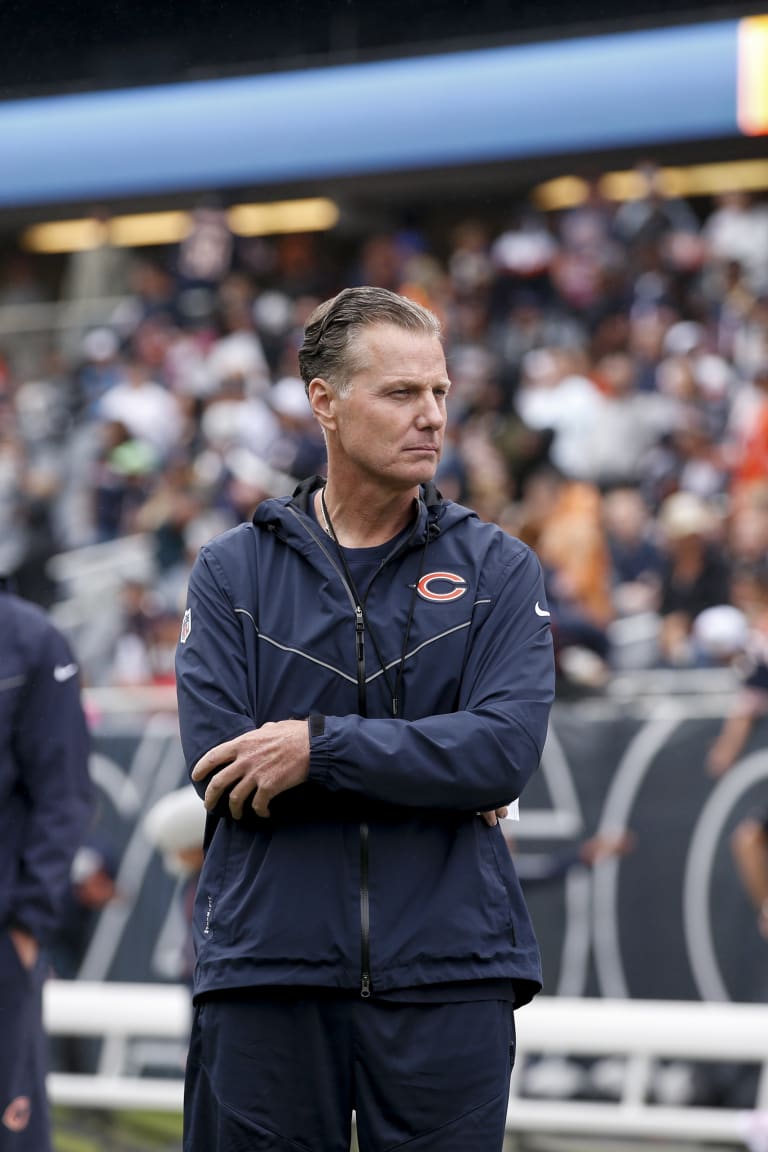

{"left": 308, "top": 378, "right": 337, "bottom": 431}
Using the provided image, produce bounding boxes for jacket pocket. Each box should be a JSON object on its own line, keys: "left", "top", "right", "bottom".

{"left": 477, "top": 821, "right": 517, "bottom": 939}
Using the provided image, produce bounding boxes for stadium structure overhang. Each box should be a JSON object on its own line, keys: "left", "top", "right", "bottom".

{"left": 1, "top": 15, "right": 767, "bottom": 218}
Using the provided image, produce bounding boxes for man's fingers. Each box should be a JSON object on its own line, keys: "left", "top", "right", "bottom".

{"left": 202, "top": 765, "right": 238, "bottom": 811}
{"left": 251, "top": 790, "right": 271, "bottom": 819}
{"left": 480, "top": 807, "right": 508, "bottom": 827}
{"left": 203, "top": 778, "right": 224, "bottom": 811}
{"left": 203, "top": 767, "right": 271, "bottom": 819}
{"left": 193, "top": 722, "right": 307, "bottom": 816}
{"left": 192, "top": 742, "right": 235, "bottom": 781}
{"left": 228, "top": 787, "right": 246, "bottom": 820}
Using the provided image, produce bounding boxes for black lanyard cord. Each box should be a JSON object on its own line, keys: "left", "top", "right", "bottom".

{"left": 320, "top": 487, "right": 429, "bottom": 719}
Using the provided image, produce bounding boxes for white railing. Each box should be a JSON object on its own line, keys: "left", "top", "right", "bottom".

{"left": 43, "top": 982, "right": 768, "bottom": 1146}
{"left": 509, "top": 995, "right": 768, "bottom": 1146}
{"left": 45, "top": 979, "right": 189, "bottom": 1112}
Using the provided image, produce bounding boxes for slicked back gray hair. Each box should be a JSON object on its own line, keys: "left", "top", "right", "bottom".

{"left": 298, "top": 286, "right": 442, "bottom": 398}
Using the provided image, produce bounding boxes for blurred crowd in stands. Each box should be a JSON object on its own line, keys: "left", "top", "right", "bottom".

{"left": 2, "top": 163, "right": 768, "bottom": 704}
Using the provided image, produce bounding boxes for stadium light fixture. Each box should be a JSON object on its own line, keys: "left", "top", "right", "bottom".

{"left": 21, "top": 198, "right": 339, "bottom": 254}
{"left": 109, "top": 211, "right": 191, "bottom": 247}
{"left": 738, "top": 15, "right": 768, "bottom": 135}
{"left": 533, "top": 158, "right": 768, "bottom": 210}
{"left": 228, "top": 198, "right": 339, "bottom": 236}
{"left": 21, "top": 217, "right": 112, "bottom": 253}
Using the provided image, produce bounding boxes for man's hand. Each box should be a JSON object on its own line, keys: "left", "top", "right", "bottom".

{"left": 192, "top": 720, "right": 311, "bottom": 819}
{"left": 579, "top": 830, "right": 636, "bottom": 865}
{"left": 481, "top": 807, "right": 508, "bottom": 827}
{"left": 9, "top": 927, "right": 39, "bottom": 971}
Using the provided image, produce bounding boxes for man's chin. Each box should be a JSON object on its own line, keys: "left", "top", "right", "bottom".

{"left": 403, "top": 453, "right": 440, "bottom": 481}
{"left": 408, "top": 466, "right": 439, "bottom": 489}
{"left": 372, "top": 457, "right": 440, "bottom": 491}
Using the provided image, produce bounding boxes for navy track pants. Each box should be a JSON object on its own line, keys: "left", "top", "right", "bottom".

{"left": 0, "top": 932, "right": 50, "bottom": 1152}
{"left": 184, "top": 994, "right": 516, "bottom": 1151}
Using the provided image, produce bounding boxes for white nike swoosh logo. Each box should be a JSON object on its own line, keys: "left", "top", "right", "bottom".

{"left": 53, "top": 663, "right": 79, "bottom": 682}
{"left": 534, "top": 602, "right": 551, "bottom": 617}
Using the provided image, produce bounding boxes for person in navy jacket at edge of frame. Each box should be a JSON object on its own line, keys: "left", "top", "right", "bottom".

{"left": 176, "top": 286, "right": 556, "bottom": 1152}
{"left": 0, "top": 581, "right": 93, "bottom": 1152}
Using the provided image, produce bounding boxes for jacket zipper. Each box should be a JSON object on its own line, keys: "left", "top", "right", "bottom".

{"left": 355, "top": 604, "right": 372, "bottom": 997}
{"left": 354, "top": 605, "right": 366, "bottom": 717}
{"left": 360, "top": 821, "right": 371, "bottom": 997}
{"left": 348, "top": 547, "right": 422, "bottom": 999}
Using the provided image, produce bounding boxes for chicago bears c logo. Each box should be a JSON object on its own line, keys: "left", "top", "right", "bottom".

{"left": 416, "top": 572, "right": 468, "bottom": 602}
{"left": 2, "top": 1097, "right": 31, "bottom": 1132}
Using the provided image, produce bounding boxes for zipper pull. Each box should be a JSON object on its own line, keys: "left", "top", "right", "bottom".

{"left": 355, "top": 605, "right": 365, "bottom": 663}
{"left": 360, "top": 974, "right": 371, "bottom": 999}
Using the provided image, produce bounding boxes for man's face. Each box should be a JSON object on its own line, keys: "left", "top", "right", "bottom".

{"left": 324, "top": 322, "right": 450, "bottom": 491}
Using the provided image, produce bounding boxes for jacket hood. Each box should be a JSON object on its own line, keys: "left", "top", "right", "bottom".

{"left": 252, "top": 475, "right": 475, "bottom": 552}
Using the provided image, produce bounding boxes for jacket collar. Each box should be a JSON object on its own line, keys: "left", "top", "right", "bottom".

{"left": 253, "top": 475, "right": 449, "bottom": 549}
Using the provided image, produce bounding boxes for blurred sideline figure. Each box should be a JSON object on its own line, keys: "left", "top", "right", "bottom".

{"left": 697, "top": 582, "right": 768, "bottom": 946}
{"left": 143, "top": 786, "right": 206, "bottom": 986}
{"left": 49, "top": 839, "right": 118, "bottom": 1078}
{"left": 510, "top": 830, "right": 636, "bottom": 888}
{"left": 732, "top": 812, "right": 768, "bottom": 942}
{"left": 0, "top": 582, "right": 93, "bottom": 1151}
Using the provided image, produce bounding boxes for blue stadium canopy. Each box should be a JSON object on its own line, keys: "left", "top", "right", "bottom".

{"left": 1, "top": 19, "right": 740, "bottom": 208}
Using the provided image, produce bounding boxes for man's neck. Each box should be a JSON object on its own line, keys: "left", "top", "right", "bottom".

{"left": 316, "top": 482, "right": 418, "bottom": 549}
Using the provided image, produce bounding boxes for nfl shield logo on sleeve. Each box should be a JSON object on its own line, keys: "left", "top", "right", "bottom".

{"left": 180, "top": 608, "right": 192, "bottom": 644}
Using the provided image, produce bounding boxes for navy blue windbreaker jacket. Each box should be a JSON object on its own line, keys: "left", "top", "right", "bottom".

{"left": 0, "top": 591, "right": 93, "bottom": 946}
{"left": 176, "top": 478, "right": 555, "bottom": 1006}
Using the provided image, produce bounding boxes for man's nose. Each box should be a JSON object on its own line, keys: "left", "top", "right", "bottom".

{"left": 416, "top": 392, "right": 445, "bottom": 428}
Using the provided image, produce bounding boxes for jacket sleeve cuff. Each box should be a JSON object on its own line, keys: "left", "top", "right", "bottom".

{"left": 307, "top": 715, "right": 333, "bottom": 787}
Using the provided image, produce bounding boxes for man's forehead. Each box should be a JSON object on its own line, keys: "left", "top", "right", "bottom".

{"left": 352, "top": 321, "right": 446, "bottom": 363}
